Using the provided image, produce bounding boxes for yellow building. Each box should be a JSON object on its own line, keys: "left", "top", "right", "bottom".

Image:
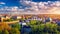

{"left": 1, "top": 16, "right": 10, "bottom": 22}
{"left": 11, "top": 16, "right": 22, "bottom": 20}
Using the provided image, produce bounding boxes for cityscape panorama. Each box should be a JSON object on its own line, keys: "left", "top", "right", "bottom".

{"left": 0, "top": 0, "right": 60, "bottom": 34}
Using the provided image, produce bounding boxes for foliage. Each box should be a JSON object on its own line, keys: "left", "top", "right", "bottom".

{"left": 3, "top": 30, "right": 9, "bottom": 34}
{"left": 0, "top": 22, "right": 21, "bottom": 34}
{"left": 11, "top": 23, "right": 21, "bottom": 31}
{"left": 28, "top": 22, "right": 60, "bottom": 34}
{"left": 29, "top": 20, "right": 37, "bottom": 25}
{"left": 3, "top": 18, "right": 18, "bottom": 22}
{"left": 0, "top": 22, "right": 11, "bottom": 30}
{"left": 0, "top": 29, "right": 2, "bottom": 34}
{"left": 1, "top": 19, "right": 60, "bottom": 34}
{"left": 10, "top": 28, "right": 20, "bottom": 34}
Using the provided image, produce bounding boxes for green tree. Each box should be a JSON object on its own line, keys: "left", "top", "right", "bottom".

{"left": 11, "top": 23, "right": 21, "bottom": 31}
{"left": 10, "top": 28, "right": 20, "bottom": 34}
{"left": 30, "top": 20, "right": 37, "bottom": 25}
{"left": 45, "top": 22, "right": 58, "bottom": 34}
{"left": 39, "top": 24, "right": 45, "bottom": 31}
{"left": 3, "top": 30, "right": 9, "bottom": 34}
{"left": 0, "top": 30, "right": 2, "bottom": 34}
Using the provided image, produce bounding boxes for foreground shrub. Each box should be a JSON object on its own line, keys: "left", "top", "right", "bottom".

{"left": 9, "top": 28, "right": 20, "bottom": 34}
{"left": 3, "top": 30, "right": 9, "bottom": 34}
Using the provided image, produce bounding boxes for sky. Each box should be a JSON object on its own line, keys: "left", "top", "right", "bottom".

{"left": 0, "top": 0, "right": 60, "bottom": 14}
{"left": 0, "top": 0, "right": 59, "bottom": 7}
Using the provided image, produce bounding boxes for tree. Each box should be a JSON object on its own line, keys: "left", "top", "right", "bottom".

{"left": 30, "top": 20, "right": 37, "bottom": 25}
{"left": 1, "top": 22, "right": 11, "bottom": 30}
{"left": 10, "top": 28, "right": 20, "bottom": 34}
{"left": 0, "top": 30, "right": 2, "bottom": 34}
{"left": 45, "top": 22, "right": 58, "bottom": 34}
{"left": 11, "top": 23, "right": 21, "bottom": 31}
{"left": 3, "top": 30, "right": 9, "bottom": 34}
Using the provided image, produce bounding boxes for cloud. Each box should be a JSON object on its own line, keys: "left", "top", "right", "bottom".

{"left": 20, "top": 0, "right": 60, "bottom": 14}
{"left": 2, "top": 6, "right": 19, "bottom": 11}
{"left": 0, "top": 1, "right": 60, "bottom": 14}
{"left": 0, "top": 2, "right": 5, "bottom": 5}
